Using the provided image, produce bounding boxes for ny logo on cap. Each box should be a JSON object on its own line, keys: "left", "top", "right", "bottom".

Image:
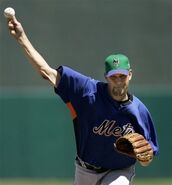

{"left": 113, "top": 58, "right": 120, "bottom": 67}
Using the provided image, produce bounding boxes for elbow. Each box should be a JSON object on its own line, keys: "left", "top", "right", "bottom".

{"left": 40, "top": 70, "right": 50, "bottom": 81}
{"left": 39, "top": 66, "right": 57, "bottom": 86}
{"left": 39, "top": 69, "right": 57, "bottom": 86}
{"left": 41, "top": 73, "right": 49, "bottom": 80}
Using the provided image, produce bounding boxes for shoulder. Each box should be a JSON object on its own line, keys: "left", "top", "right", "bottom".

{"left": 132, "top": 95, "right": 149, "bottom": 111}
{"left": 55, "top": 65, "right": 101, "bottom": 94}
{"left": 57, "top": 65, "right": 83, "bottom": 77}
{"left": 128, "top": 95, "right": 152, "bottom": 120}
{"left": 123, "top": 94, "right": 150, "bottom": 115}
{"left": 56, "top": 65, "right": 89, "bottom": 88}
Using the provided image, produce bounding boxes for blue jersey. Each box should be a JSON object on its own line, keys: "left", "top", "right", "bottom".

{"left": 54, "top": 66, "right": 159, "bottom": 170}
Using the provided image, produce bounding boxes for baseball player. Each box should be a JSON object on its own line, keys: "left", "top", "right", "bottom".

{"left": 6, "top": 15, "right": 159, "bottom": 185}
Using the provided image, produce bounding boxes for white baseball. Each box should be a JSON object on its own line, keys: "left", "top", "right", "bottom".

{"left": 4, "top": 7, "right": 15, "bottom": 18}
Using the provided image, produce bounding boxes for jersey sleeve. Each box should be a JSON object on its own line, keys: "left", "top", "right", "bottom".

{"left": 54, "top": 66, "right": 97, "bottom": 103}
{"left": 139, "top": 105, "right": 159, "bottom": 155}
{"left": 125, "top": 97, "right": 159, "bottom": 156}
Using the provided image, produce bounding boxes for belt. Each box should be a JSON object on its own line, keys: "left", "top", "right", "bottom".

{"left": 76, "top": 156, "right": 108, "bottom": 173}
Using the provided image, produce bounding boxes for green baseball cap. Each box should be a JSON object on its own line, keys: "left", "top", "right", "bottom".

{"left": 105, "top": 54, "right": 131, "bottom": 77}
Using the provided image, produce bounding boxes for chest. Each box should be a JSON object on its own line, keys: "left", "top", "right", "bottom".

{"left": 75, "top": 93, "right": 139, "bottom": 136}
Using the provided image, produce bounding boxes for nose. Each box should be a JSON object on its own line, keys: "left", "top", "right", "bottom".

{"left": 114, "top": 77, "right": 122, "bottom": 84}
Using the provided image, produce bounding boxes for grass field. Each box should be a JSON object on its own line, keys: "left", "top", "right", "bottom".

{"left": 0, "top": 178, "right": 172, "bottom": 185}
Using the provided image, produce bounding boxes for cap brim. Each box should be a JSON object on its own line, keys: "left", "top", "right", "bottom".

{"left": 105, "top": 69, "right": 129, "bottom": 77}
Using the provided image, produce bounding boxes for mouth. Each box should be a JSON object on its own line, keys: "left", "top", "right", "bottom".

{"left": 112, "top": 86, "right": 126, "bottom": 96}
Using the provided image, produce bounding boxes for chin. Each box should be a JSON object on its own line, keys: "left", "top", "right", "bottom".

{"left": 112, "top": 89, "right": 126, "bottom": 97}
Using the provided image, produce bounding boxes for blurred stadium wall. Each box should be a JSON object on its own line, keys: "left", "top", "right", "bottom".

{"left": 0, "top": 0, "right": 172, "bottom": 178}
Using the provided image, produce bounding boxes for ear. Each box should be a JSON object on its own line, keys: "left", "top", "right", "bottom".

{"left": 104, "top": 73, "right": 108, "bottom": 80}
{"left": 129, "top": 70, "right": 132, "bottom": 80}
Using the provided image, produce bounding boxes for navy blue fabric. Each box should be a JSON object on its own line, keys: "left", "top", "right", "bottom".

{"left": 54, "top": 66, "right": 159, "bottom": 169}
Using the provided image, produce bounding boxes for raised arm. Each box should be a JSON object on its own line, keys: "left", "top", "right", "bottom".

{"left": 7, "top": 15, "right": 61, "bottom": 87}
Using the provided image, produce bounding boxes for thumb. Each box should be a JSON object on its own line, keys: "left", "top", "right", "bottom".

{"left": 10, "top": 15, "right": 20, "bottom": 25}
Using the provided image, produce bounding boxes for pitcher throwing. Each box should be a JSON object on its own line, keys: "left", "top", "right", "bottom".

{"left": 6, "top": 10, "right": 159, "bottom": 185}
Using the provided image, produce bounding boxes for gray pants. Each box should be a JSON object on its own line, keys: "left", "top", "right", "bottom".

{"left": 73, "top": 162, "right": 135, "bottom": 185}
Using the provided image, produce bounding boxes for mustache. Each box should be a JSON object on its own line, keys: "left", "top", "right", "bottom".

{"left": 113, "top": 85, "right": 125, "bottom": 89}
{"left": 112, "top": 86, "right": 128, "bottom": 96}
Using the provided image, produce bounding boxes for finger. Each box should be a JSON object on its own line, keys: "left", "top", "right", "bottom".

{"left": 7, "top": 16, "right": 19, "bottom": 27}
{"left": 8, "top": 22, "right": 15, "bottom": 29}
{"left": 10, "top": 30, "right": 16, "bottom": 35}
{"left": 133, "top": 140, "right": 149, "bottom": 148}
{"left": 134, "top": 145, "right": 152, "bottom": 153}
{"left": 11, "top": 15, "right": 20, "bottom": 25}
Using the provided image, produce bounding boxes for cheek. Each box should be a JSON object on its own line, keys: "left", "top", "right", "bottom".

{"left": 125, "top": 80, "right": 130, "bottom": 87}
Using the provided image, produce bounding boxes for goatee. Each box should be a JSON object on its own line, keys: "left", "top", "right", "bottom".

{"left": 112, "top": 87, "right": 127, "bottom": 97}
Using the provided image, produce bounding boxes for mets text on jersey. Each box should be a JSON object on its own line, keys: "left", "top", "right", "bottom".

{"left": 93, "top": 120, "right": 134, "bottom": 137}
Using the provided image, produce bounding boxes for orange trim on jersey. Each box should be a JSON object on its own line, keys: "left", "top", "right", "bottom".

{"left": 66, "top": 102, "right": 77, "bottom": 120}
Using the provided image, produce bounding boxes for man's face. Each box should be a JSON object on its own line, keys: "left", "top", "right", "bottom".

{"left": 105, "top": 71, "right": 132, "bottom": 98}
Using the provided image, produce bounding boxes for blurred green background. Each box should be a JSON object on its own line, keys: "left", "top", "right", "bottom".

{"left": 0, "top": 0, "right": 172, "bottom": 184}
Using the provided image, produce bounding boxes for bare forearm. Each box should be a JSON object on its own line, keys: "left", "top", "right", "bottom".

{"left": 18, "top": 33, "right": 50, "bottom": 77}
{"left": 7, "top": 16, "right": 59, "bottom": 86}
